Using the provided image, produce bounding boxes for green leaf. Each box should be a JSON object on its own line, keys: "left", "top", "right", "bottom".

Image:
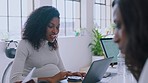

{"left": 89, "top": 29, "right": 104, "bottom": 56}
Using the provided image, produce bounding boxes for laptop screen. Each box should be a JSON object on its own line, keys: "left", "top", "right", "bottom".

{"left": 100, "top": 38, "right": 119, "bottom": 63}
{"left": 82, "top": 57, "right": 113, "bottom": 83}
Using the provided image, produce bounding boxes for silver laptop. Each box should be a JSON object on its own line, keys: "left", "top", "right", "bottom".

{"left": 82, "top": 57, "right": 113, "bottom": 83}
{"left": 100, "top": 38, "right": 119, "bottom": 64}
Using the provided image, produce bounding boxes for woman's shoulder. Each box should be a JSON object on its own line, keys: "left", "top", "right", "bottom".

{"left": 139, "top": 59, "right": 148, "bottom": 83}
{"left": 18, "top": 39, "right": 32, "bottom": 47}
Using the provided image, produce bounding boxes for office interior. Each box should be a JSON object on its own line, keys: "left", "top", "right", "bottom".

{"left": 0, "top": 0, "right": 115, "bottom": 82}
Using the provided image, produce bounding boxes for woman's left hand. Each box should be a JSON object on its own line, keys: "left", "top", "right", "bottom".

{"left": 71, "top": 72, "right": 86, "bottom": 77}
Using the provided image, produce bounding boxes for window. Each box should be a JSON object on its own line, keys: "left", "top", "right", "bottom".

{"left": 94, "top": 0, "right": 113, "bottom": 35}
{"left": 0, "top": 0, "right": 34, "bottom": 40}
{"left": 52, "top": 0, "right": 81, "bottom": 36}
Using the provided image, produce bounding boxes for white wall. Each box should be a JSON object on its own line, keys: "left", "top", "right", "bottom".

{"left": 39, "top": 0, "right": 52, "bottom": 7}
{"left": 57, "top": 0, "right": 94, "bottom": 71}
{"left": 58, "top": 36, "right": 92, "bottom": 71}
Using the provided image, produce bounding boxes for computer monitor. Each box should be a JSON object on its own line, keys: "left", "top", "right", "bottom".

{"left": 100, "top": 38, "right": 119, "bottom": 64}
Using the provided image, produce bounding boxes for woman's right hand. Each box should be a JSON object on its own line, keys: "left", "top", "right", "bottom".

{"left": 47, "top": 71, "right": 72, "bottom": 83}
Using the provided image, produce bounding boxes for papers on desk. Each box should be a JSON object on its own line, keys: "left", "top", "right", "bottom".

{"left": 100, "top": 77, "right": 112, "bottom": 83}
{"left": 22, "top": 67, "right": 36, "bottom": 83}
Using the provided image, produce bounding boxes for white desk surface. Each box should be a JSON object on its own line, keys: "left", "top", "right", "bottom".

{"left": 61, "top": 65, "right": 137, "bottom": 83}
{"left": 99, "top": 66, "right": 137, "bottom": 83}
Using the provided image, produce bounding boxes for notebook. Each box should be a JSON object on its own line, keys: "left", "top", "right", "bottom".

{"left": 100, "top": 38, "right": 119, "bottom": 64}
{"left": 82, "top": 57, "right": 113, "bottom": 83}
{"left": 22, "top": 67, "right": 36, "bottom": 83}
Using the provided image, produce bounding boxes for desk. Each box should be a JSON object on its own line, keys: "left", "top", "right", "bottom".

{"left": 99, "top": 66, "right": 137, "bottom": 83}
{"left": 61, "top": 66, "right": 137, "bottom": 83}
{"left": 61, "top": 67, "right": 137, "bottom": 83}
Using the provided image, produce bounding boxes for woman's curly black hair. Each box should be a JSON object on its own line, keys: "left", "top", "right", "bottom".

{"left": 23, "top": 6, "right": 60, "bottom": 50}
{"left": 113, "top": 0, "right": 148, "bottom": 81}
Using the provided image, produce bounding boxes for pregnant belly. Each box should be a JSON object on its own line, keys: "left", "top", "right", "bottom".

{"left": 32, "top": 64, "right": 60, "bottom": 77}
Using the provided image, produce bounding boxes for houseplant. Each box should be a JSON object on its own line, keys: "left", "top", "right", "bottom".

{"left": 89, "top": 29, "right": 104, "bottom": 56}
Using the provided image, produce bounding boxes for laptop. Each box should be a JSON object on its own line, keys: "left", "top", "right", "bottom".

{"left": 82, "top": 57, "right": 113, "bottom": 83}
{"left": 67, "top": 57, "right": 113, "bottom": 83}
{"left": 100, "top": 38, "right": 119, "bottom": 64}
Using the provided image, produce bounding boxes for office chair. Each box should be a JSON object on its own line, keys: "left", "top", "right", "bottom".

{"left": 2, "top": 61, "right": 13, "bottom": 83}
{"left": 2, "top": 40, "right": 18, "bottom": 83}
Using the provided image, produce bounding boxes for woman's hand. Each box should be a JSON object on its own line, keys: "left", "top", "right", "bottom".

{"left": 48, "top": 71, "right": 72, "bottom": 83}
{"left": 38, "top": 71, "right": 86, "bottom": 83}
{"left": 71, "top": 72, "right": 86, "bottom": 77}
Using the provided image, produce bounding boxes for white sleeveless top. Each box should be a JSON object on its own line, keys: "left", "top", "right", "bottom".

{"left": 139, "top": 59, "right": 148, "bottom": 83}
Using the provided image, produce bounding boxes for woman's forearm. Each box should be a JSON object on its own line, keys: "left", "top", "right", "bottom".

{"left": 15, "top": 79, "right": 35, "bottom": 83}
{"left": 38, "top": 77, "right": 56, "bottom": 83}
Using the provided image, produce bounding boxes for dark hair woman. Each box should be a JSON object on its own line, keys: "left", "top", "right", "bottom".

{"left": 113, "top": 0, "right": 148, "bottom": 82}
{"left": 23, "top": 6, "right": 60, "bottom": 50}
{"left": 10, "top": 6, "right": 85, "bottom": 83}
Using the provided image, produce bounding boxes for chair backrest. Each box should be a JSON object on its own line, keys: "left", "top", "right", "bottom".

{"left": 2, "top": 61, "right": 13, "bottom": 83}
